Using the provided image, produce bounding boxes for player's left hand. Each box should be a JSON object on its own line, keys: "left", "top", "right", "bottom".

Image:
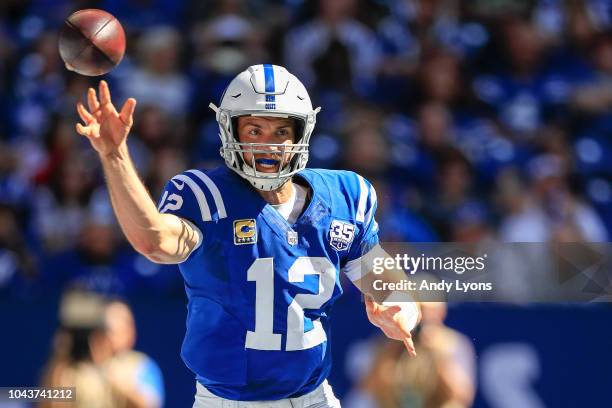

{"left": 365, "top": 296, "right": 417, "bottom": 356}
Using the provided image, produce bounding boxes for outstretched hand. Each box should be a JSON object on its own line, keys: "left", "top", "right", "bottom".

{"left": 75, "top": 80, "right": 136, "bottom": 157}
{"left": 365, "top": 296, "right": 417, "bottom": 356}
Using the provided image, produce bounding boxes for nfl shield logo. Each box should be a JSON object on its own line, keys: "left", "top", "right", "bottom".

{"left": 287, "top": 230, "right": 298, "bottom": 246}
{"left": 329, "top": 220, "right": 355, "bottom": 251}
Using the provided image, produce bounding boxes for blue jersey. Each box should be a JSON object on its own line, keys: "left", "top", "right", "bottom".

{"left": 157, "top": 166, "right": 379, "bottom": 400}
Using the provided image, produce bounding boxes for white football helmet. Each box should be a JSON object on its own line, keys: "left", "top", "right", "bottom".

{"left": 209, "top": 64, "right": 320, "bottom": 191}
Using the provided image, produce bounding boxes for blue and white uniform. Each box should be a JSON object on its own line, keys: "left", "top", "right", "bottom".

{"left": 157, "top": 166, "right": 378, "bottom": 401}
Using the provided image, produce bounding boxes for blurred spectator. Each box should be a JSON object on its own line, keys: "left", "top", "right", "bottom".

{"left": 42, "top": 215, "right": 126, "bottom": 294}
{"left": 284, "top": 0, "right": 382, "bottom": 97}
{"left": 128, "top": 105, "right": 184, "bottom": 174}
{"left": 13, "top": 30, "right": 65, "bottom": 141}
{"left": 343, "top": 338, "right": 406, "bottom": 408}
{"left": 0, "top": 142, "right": 32, "bottom": 211}
{"left": 344, "top": 302, "right": 475, "bottom": 408}
{"left": 472, "top": 19, "right": 570, "bottom": 138}
{"left": 43, "top": 206, "right": 184, "bottom": 296}
{"left": 0, "top": 24, "right": 17, "bottom": 138}
{"left": 372, "top": 178, "right": 439, "bottom": 242}
{"left": 450, "top": 201, "right": 495, "bottom": 243}
{"left": 418, "top": 102, "right": 455, "bottom": 149}
{"left": 425, "top": 147, "right": 481, "bottom": 240}
{"left": 191, "top": 4, "right": 264, "bottom": 77}
{"left": 34, "top": 154, "right": 94, "bottom": 253}
{"left": 571, "top": 32, "right": 612, "bottom": 115}
{"left": 415, "top": 50, "right": 465, "bottom": 110}
{"left": 394, "top": 302, "right": 476, "bottom": 408}
{"left": 0, "top": 205, "right": 37, "bottom": 296}
{"left": 119, "top": 26, "right": 190, "bottom": 117}
{"left": 381, "top": 102, "right": 458, "bottom": 192}
{"left": 33, "top": 115, "right": 81, "bottom": 185}
{"left": 104, "top": 299, "right": 165, "bottom": 408}
{"left": 144, "top": 146, "right": 188, "bottom": 199}
{"left": 379, "top": 0, "right": 485, "bottom": 59}
{"left": 188, "top": 0, "right": 267, "bottom": 127}
{"left": 498, "top": 154, "right": 608, "bottom": 242}
{"left": 342, "top": 123, "right": 389, "bottom": 179}
{"left": 41, "top": 290, "right": 121, "bottom": 408}
{"left": 535, "top": 0, "right": 607, "bottom": 47}
{"left": 41, "top": 291, "right": 164, "bottom": 408}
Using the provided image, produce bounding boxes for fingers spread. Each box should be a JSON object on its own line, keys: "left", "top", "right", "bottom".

{"left": 76, "top": 123, "right": 90, "bottom": 137}
{"left": 366, "top": 299, "right": 378, "bottom": 315}
{"left": 395, "top": 319, "right": 413, "bottom": 339}
{"left": 383, "top": 305, "right": 402, "bottom": 318}
{"left": 403, "top": 338, "right": 417, "bottom": 357}
{"left": 76, "top": 123, "right": 99, "bottom": 139}
{"left": 119, "top": 98, "right": 137, "bottom": 127}
{"left": 99, "top": 80, "right": 111, "bottom": 106}
{"left": 364, "top": 300, "right": 375, "bottom": 318}
{"left": 87, "top": 87, "right": 100, "bottom": 113}
{"left": 77, "top": 102, "right": 94, "bottom": 124}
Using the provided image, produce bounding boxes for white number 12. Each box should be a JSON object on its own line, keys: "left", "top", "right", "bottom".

{"left": 245, "top": 257, "right": 336, "bottom": 351}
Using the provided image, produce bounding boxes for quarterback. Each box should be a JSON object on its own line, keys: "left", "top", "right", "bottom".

{"left": 75, "top": 64, "right": 419, "bottom": 407}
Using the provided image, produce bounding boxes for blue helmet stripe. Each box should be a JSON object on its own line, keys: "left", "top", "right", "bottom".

{"left": 263, "top": 64, "right": 275, "bottom": 93}
{"left": 263, "top": 64, "right": 276, "bottom": 109}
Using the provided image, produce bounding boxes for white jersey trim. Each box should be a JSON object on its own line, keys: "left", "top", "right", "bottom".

{"left": 187, "top": 169, "right": 228, "bottom": 219}
{"left": 356, "top": 175, "right": 368, "bottom": 223}
{"left": 171, "top": 174, "right": 212, "bottom": 222}
{"left": 364, "top": 183, "right": 377, "bottom": 226}
{"left": 157, "top": 190, "right": 169, "bottom": 211}
{"left": 342, "top": 244, "right": 387, "bottom": 282}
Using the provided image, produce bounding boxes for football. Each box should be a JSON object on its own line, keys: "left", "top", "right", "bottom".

{"left": 58, "top": 9, "right": 126, "bottom": 76}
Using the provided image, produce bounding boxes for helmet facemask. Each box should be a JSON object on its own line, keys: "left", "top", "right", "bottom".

{"left": 210, "top": 64, "right": 320, "bottom": 191}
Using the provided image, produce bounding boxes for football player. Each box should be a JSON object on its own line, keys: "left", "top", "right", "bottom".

{"left": 75, "top": 64, "right": 419, "bottom": 407}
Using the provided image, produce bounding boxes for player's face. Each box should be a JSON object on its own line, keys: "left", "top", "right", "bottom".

{"left": 236, "top": 116, "right": 296, "bottom": 173}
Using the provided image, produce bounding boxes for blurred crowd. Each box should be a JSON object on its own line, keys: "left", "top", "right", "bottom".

{"left": 1, "top": 0, "right": 612, "bottom": 299}
{"left": 344, "top": 302, "right": 476, "bottom": 408}
{"left": 41, "top": 290, "right": 164, "bottom": 408}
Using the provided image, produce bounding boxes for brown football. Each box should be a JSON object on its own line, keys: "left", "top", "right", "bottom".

{"left": 58, "top": 9, "right": 126, "bottom": 76}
